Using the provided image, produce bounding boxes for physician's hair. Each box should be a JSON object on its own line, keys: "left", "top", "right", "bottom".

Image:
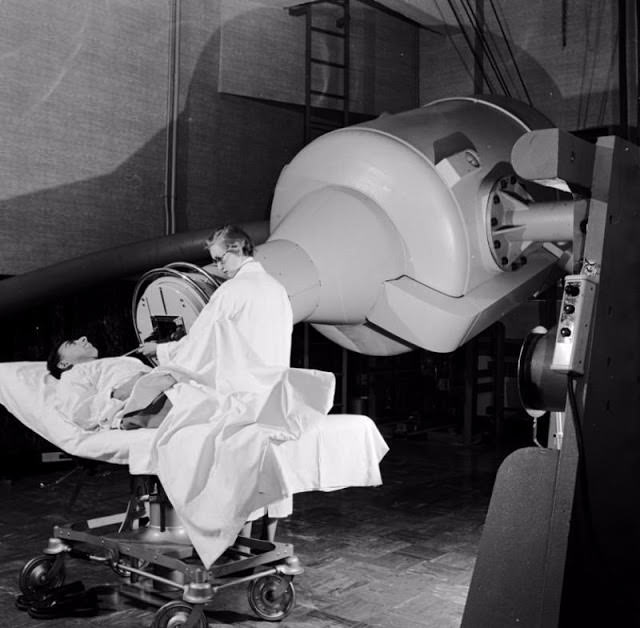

{"left": 205, "top": 225, "right": 254, "bottom": 257}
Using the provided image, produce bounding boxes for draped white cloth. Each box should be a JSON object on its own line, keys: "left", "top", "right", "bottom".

{"left": 0, "top": 361, "right": 389, "bottom": 569}
{"left": 150, "top": 259, "right": 297, "bottom": 525}
{"left": 56, "top": 357, "right": 151, "bottom": 430}
{"left": 0, "top": 361, "right": 154, "bottom": 465}
{"left": 146, "top": 366, "right": 337, "bottom": 567}
{"left": 121, "top": 258, "right": 334, "bottom": 565}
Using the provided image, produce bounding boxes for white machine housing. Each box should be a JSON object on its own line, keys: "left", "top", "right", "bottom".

{"left": 254, "top": 96, "right": 572, "bottom": 354}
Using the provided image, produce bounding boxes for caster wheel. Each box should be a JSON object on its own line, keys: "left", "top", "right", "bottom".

{"left": 247, "top": 574, "right": 296, "bottom": 621}
{"left": 151, "top": 600, "right": 207, "bottom": 628}
{"left": 18, "top": 556, "right": 65, "bottom": 596}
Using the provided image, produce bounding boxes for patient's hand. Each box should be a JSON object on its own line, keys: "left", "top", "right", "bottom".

{"left": 111, "top": 374, "right": 145, "bottom": 401}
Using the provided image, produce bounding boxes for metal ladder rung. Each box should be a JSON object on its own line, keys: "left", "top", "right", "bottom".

{"left": 310, "top": 120, "right": 341, "bottom": 131}
{"left": 310, "top": 57, "right": 346, "bottom": 69}
{"left": 310, "top": 113, "right": 341, "bottom": 122}
{"left": 310, "top": 26, "right": 345, "bottom": 38}
{"left": 310, "top": 89, "right": 345, "bottom": 100}
{"left": 289, "top": 0, "right": 345, "bottom": 13}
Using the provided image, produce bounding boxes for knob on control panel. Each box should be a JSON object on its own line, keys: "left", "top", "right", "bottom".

{"left": 551, "top": 275, "right": 597, "bottom": 374}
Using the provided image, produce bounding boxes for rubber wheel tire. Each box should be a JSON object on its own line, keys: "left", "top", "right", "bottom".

{"left": 18, "top": 556, "right": 66, "bottom": 596}
{"left": 151, "top": 601, "right": 208, "bottom": 628}
{"left": 247, "top": 574, "right": 296, "bottom": 621}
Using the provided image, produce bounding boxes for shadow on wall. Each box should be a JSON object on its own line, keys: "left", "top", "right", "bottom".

{"left": 0, "top": 9, "right": 305, "bottom": 276}
{"left": 420, "top": 16, "right": 619, "bottom": 134}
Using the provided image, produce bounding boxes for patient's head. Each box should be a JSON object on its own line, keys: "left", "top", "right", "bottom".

{"left": 47, "top": 336, "right": 99, "bottom": 379}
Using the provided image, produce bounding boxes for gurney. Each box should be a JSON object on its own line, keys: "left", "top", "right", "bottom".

{"left": 0, "top": 361, "right": 388, "bottom": 625}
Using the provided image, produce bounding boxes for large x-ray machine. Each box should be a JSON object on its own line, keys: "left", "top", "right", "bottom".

{"left": 137, "top": 97, "right": 640, "bottom": 625}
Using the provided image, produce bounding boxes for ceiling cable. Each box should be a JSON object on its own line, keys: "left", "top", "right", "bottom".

{"left": 488, "top": 0, "right": 533, "bottom": 106}
{"left": 446, "top": 0, "right": 496, "bottom": 94}
{"left": 434, "top": 0, "right": 475, "bottom": 80}
{"left": 478, "top": 5, "right": 519, "bottom": 94}
{"left": 459, "top": 0, "right": 511, "bottom": 97}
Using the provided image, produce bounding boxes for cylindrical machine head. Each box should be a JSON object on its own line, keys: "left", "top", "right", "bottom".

{"left": 258, "top": 96, "right": 565, "bottom": 355}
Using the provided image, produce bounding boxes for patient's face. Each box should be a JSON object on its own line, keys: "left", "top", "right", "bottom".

{"left": 58, "top": 336, "right": 99, "bottom": 367}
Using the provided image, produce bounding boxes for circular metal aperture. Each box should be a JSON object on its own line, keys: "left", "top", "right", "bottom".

{"left": 486, "top": 174, "right": 536, "bottom": 271}
{"left": 517, "top": 326, "right": 567, "bottom": 416}
{"left": 132, "top": 262, "right": 223, "bottom": 348}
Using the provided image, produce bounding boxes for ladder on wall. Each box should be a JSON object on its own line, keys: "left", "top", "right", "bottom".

{"left": 290, "top": 0, "right": 351, "bottom": 143}
{"left": 289, "top": 0, "right": 351, "bottom": 413}
{"left": 463, "top": 323, "right": 506, "bottom": 448}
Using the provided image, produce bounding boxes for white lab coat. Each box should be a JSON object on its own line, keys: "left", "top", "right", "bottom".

{"left": 56, "top": 357, "right": 151, "bottom": 430}
{"left": 151, "top": 259, "right": 297, "bottom": 534}
{"left": 156, "top": 260, "right": 293, "bottom": 383}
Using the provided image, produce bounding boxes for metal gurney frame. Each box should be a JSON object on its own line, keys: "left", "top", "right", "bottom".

{"left": 21, "top": 474, "right": 302, "bottom": 626}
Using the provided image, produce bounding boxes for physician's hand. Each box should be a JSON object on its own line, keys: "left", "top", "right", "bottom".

{"left": 138, "top": 341, "right": 158, "bottom": 358}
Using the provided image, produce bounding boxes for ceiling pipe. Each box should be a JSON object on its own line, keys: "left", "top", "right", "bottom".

{"left": 0, "top": 221, "right": 269, "bottom": 319}
{"left": 619, "top": 0, "right": 629, "bottom": 140}
{"left": 164, "top": 0, "right": 182, "bottom": 235}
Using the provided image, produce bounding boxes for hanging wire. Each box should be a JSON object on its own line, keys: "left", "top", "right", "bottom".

{"left": 587, "top": 2, "right": 619, "bottom": 133}
{"left": 433, "top": 0, "right": 475, "bottom": 82}
{"left": 579, "top": 1, "right": 609, "bottom": 130}
{"left": 618, "top": 0, "right": 629, "bottom": 139}
{"left": 576, "top": 1, "right": 594, "bottom": 128}
{"left": 459, "top": 0, "right": 511, "bottom": 97}
{"left": 488, "top": 0, "right": 533, "bottom": 106}
{"left": 163, "top": 0, "right": 181, "bottom": 236}
{"left": 479, "top": 3, "right": 519, "bottom": 97}
{"left": 446, "top": 0, "right": 496, "bottom": 94}
{"left": 596, "top": 39, "right": 618, "bottom": 129}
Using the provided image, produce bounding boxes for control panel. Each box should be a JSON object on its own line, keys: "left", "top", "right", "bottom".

{"left": 550, "top": 275, "right": 597, "bottom": 375}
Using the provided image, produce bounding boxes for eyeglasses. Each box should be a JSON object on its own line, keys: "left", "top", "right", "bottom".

{"left": 210, "top": 250, "right": 230, "bottom": 265}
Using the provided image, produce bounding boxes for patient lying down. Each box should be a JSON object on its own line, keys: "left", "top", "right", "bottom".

{"left": 44, "top": 333, "right": 342, "bottom": 565}
{"left": 47, "top": 336, "right": 175, "bottom": 431}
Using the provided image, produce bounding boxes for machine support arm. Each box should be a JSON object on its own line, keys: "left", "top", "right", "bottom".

{"left": 511, "top": 128, "right": 596, "bottom": 190}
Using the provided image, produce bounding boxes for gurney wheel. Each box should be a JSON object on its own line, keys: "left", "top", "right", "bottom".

{"left": 247, "top": 574, "right": 296, "bottom": 621}
{"left": 18, "top": 556, "right": 65, "bottom": 596}
{"left": 151, "top": 600, "right": 207, "bottom": 628}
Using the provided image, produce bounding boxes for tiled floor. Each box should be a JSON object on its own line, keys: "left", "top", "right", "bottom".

{"left": 0, "top": 437, "right": 499, "bottom": 628}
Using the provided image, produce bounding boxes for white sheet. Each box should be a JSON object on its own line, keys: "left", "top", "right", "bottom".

{"left": 0, "top": 361, "right": 389, "bottom": 567}
{"left": 148, "top": 366, "right": 382, "bottom": 567}
{"left": 0, "top": 362, "right": 155, "bottom": 465}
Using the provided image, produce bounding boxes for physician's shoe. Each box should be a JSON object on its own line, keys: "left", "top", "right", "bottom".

{"left": 15, "top": 580, "right": 85, "bottom": 611}
{"left": 27, "top": 587, "right": 99, "bottom": 619}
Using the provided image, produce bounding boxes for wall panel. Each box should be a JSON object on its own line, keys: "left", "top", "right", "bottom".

{"left": 218, "top": 0, "right": 419, "bottom": 115}
{"left": 174, "top": 0, "right": 304, "bottom": 233}
{"left": 0, "top": 0, "right": 171, "bottom": 274}
{"left": 0, "top": 0, "right": 308, "bottom": 275}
